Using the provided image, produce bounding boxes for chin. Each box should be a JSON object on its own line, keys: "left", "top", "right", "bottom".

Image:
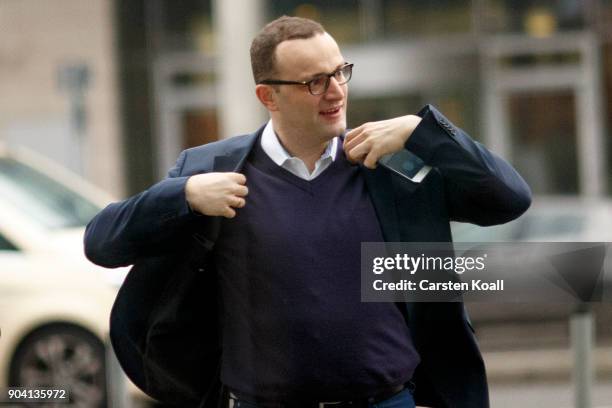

{"left": 326, "top": 120, "right": 346, "bottom": 138}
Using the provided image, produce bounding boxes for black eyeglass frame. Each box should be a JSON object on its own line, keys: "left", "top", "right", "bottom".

{"left": 257, "top": 63, "right": 354, "bottom": 95}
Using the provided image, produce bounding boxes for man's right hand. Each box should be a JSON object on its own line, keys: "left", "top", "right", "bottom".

{"left": 185, "top": 172, "right": 248, "bottom": 218}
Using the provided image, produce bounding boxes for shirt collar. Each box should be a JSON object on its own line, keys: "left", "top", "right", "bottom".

{"left": 260, "top": 120, "right": 338, "bottom": 167}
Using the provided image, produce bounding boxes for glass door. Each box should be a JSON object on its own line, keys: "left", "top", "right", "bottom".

{"left": 507, "top": 90, "right": 578, "bottom": 194}
{"left": 481, "top": 31, "right": 606, "bottom": 196}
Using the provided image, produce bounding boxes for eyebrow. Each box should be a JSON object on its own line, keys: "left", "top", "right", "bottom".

{"left": 306, "top": 62, "right": 347, "bottom": 79}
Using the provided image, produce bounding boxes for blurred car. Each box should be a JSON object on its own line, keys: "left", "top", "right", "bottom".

{"left": 0, "top": 143, "right": 129, "bottom": 407}
{"left": 451, "top": 196, "right": 612, "bottom": 349}
{"left": 452, "top": 195, "right": 612, "bottom": 243}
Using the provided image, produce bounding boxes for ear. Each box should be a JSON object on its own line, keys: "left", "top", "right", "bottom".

{"left": 255, "top": 84, "right": 279, "bottom": 112}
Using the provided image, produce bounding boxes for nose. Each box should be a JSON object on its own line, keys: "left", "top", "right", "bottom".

{"left": 324, "top": 76, "right": 344, "bottom": 99}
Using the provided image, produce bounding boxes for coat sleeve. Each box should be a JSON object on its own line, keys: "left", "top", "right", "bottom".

{"left": 405, "top": 104, "right": 532, "bottom": 226}
{"left": 84, "top": 150, "right": 202, "bottom": 268}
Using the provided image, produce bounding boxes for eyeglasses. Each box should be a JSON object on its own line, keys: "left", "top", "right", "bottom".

{"left": 258, "top": 63, "right": 353, "bottom": 96}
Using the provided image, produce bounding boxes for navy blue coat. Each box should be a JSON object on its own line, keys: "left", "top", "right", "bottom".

{"left": 84, "top": 105, "right": 531, "bottom": 408}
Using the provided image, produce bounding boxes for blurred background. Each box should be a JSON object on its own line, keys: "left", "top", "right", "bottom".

{"left": 1, "top": 0, "right": 612, "bottom": 407}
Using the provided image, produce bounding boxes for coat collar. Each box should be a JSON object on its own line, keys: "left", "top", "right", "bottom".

{"left": 212, "top": 129, "right": 260, "bottom": 172}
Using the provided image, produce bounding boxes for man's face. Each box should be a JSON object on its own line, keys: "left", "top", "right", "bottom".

{"left": 271, "top": 33, "right": 348, "bottom": 144}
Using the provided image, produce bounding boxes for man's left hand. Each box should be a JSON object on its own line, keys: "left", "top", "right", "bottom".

{"left": 344, "top": 115, "right": 422, "bottom": 169}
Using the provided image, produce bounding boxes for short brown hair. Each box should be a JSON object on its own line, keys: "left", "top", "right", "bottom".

{"left": 250, "top": 16, "right": 325, "bottom": 84}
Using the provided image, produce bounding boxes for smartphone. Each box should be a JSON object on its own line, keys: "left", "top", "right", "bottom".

{"left": 378, "top": 149, "right": 432, "bottom": 183}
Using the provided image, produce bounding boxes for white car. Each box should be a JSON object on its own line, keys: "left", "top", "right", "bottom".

{"left": 0, "top": 143, "right": 129, "bottom": 407}
{"left": 452, "top": 195, "right": 612, "bottom": 243}
{"left": 451, "top": 196, "right": 612, "bottom": 348}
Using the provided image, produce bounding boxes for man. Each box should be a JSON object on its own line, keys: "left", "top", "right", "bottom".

{"left": 85, "top": 16, "right": 531, "bottom": 408}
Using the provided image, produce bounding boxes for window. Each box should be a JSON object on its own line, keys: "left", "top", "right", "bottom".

{"left": 603, "top": 43, "right": 612, "bottom": 194}
{"left": 268, "top": 0, "right": 361, "bottom": 44}
{"left": 482, "top": 0, "right": 587, "bottom": 35}
{"left": 451, "top": 221, "right": 520, "bottom": 242}
{"left": 0, "top": 232, "right": 18, "bottom": 251}
{"left": 383, "top": 0, "right": 472, "bottom": 38}
{"left": 601, "top": 0, "right": 612, "bottom": 36}
{"left": 348, "top": 94, "right": 423, "bottom": 128}
{"left": 149, "top": 0, "right": 214, "bottom": 53}
{"left": 507, "top": 91, "right": 579, "bottom": 194}
{"left": 518, "top": 214, "right": 584, "bottom": 239}
{"left": 268, "top": 0, "right": 473, "bottom": 42}
{"left": 0, "top": 158, "right": 102, "bottom": 229}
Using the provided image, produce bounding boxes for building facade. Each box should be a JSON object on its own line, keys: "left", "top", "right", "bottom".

{"left": 0, "top": 0, "right": 123, "bottom": 196}
{"left": 2, "top": 0, "right": 612, "bottom": 198}
{"left": 130, "top": 0, "right": 612, "bottom": 197}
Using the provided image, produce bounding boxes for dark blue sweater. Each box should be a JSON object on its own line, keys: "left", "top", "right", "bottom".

{"left": 213, "top": 140, "right": 419, "bottom": 400}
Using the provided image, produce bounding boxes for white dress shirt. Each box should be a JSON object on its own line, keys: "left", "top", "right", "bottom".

{"left": 260, "top": 120, "right": 338, "bottom": 181}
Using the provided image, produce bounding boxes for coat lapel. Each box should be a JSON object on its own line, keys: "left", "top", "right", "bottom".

{"left": 194, "top": 132, "right": 259, "bottom": 249}
{"left": 362, "top": 166, "right": 418, "bottom": 328}
{"left": 361, "top": 166, "right": 401, "bottom": 242}
{"left": 212, "top": 132, "right": 259, "bottom": 172}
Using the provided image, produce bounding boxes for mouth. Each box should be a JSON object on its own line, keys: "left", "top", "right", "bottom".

{"left": 319, "top": 105, "right": 343, "bottom": 117}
